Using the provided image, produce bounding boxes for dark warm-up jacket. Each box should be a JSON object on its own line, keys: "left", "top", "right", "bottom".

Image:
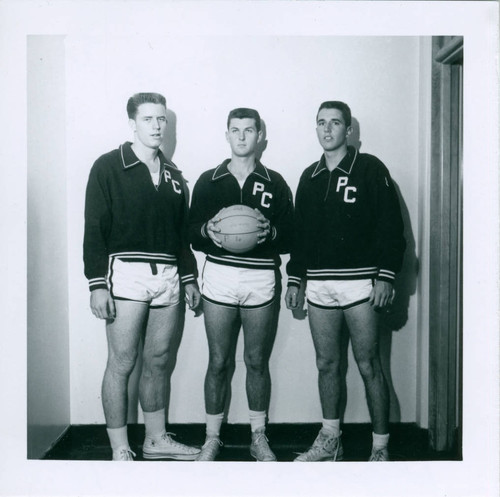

{"left": 83, "top": 142, "right": 198, "bottom": 292}
{"left": 189, "top": 159, "right": 294, "bottom": 270}
{"left": 287, "top": 146, "right": 406, "bottom": 287}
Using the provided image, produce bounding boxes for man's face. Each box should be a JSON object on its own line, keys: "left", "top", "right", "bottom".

{"left": 225, "top": 118, "right": 262, "bottom": 158}
{"left": 129, "top": 103, "right": 167, "bottom": 149}
{"left": 316, "top": 108, "right": 352, "bottom": 152}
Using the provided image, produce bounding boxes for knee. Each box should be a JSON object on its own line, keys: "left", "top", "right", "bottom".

{"left": 208, "top": 354, "right": 231, "bottom": 378}
{"left": 356, "top": 356, "right": 382, "bottom": 381}
{"left": 243, "top": 351, "right": 267, "bottom": 374}
{"left": 107, "top": 349, "right": 138, "bottom": 377}
{"left": 315, "top": 355, "right": 341, "bottom": 376}
{"left": 143, "top": 349, "right": 169, "bottom": 376}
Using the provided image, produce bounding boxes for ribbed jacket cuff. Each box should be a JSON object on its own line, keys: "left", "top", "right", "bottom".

{"left": 287, "top": 276, "right": 302, "bottom": 288}
{"left": 376, "top": 269, "right": 395, "bottom": 283}
{"left": 180, "top": 274, "right": 197, "bottom": 286}
{"left": 89, "top": 277, "right": 107, "bottom": 292}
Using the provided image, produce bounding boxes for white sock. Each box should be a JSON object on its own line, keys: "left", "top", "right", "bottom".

{"left": 206, "top": 412, "right": 224, "bottom": 439}
{"left": 322, "top": 418, "right": 341, "bottom": 437}
{"left": 249, "top": 410, "right": 267, "bottom": 433}
{"left": 143, "top": 408, "right": 166, "bottom": 440}
{"left": 372, "top": 432, "right": 390, "bottom": 449}
{"left": 107, "top": 426, "right": 129, "bottom": 452}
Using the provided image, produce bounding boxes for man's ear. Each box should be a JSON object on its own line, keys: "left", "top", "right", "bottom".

{"left": 129, "top": 118, "right": 136, "bottom": 132}
{"left": 346, "top": 126, "right": 353, "bottom": 138}
{"left": 257, "top": 130, "right": 263, "bottom": 143}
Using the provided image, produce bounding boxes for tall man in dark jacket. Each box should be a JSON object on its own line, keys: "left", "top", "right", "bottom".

{"left": 189, "top": 108, "right": 293, "bottom": 461}
{"left": 84, "top": 92, "right": 201, "bottom": 461}
{"left": 286, "top": 101, "right": 406, "bottom": 462}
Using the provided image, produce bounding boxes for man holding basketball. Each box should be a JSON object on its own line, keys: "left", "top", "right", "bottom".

{"left": 286, "top": 101, "right": 405, "bottom": 461}
{"left": 84, "top": 92, "right": 201, "bottom": 461}
{"left": 189, "top": 108, "right": 293, "bottom": 461}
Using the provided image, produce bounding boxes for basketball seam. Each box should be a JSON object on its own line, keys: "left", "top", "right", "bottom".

{"left": 219, "top": 230, "right": 262, "bottom": 235}
{"left": 216, "top": 214, "right": 258, "bottom": 220}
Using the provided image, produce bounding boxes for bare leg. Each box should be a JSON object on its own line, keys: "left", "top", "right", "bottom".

{"left": 344, "top": 302, "right": 389, "bottom": 434}
{"left": 307, "top": 305, "right": 345, "bottom": 419}
{"left": 139, "top": 303, "right": 182, "bottom": 413}
{"left": 240, "top": 302, "right": 278, "bottom": 412}
{"left": 102, "top": 300, "right": 148, "bottom": 428}
{"left": 202, "top": 300, "right": 241, "bottom": 414}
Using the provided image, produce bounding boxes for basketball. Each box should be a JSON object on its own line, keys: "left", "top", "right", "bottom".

{"left": 215, "top": 204, "right": 262, "bottom": 254}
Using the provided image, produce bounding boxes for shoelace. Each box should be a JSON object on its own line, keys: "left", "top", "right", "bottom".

{"left": 198, "top": 438, "right": 223, "bottom": 459}
{"left": 322, "top": 435, "right": 340, "bottom": 452}
{"left": 295, "top": 444, "right": 328, "bottom": 459}
{"left": 252, "top": 432, "right": 270, "bottom": 447}
{"left": 117, "top": 448, "right": 136, "bottom": 460}
{"left": 295, "top": 435, "right": 339, "bottom": 458}
{"left": 252, "top": 433, "right": 275, "bottom": 459}
{"left": 160, "top": 432, "right": 189, "bottom": 449}
{"left": 370, "top": 448, "right": 387, "bottom": 461}
{"left": 202, "top": 438, "right": 223, "bottom": 449}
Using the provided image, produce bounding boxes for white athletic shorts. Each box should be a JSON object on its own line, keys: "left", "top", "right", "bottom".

{"left": 306, "top": 279, "right": 373, "bottom": 310}
{"left": 107, "top": 258, "right": 180, "bottom": 307}
{"left": 202, "top": 260, "right": 275, "bottom": 309}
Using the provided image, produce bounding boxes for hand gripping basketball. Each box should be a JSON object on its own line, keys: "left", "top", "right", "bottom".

{"left": 211, "top": 204, "right": 267, "bottom": 254}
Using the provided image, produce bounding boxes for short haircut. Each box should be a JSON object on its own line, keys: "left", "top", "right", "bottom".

{"left": 127, "top": 93, "right": 166, "bottom": 119}
{"left": 316, "top": 101, "right": 352, "bottom": 127}
{"left": 227, "top": 108, "right": 262, "bottom": 132}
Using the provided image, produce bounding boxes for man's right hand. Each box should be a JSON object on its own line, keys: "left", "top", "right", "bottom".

{"left": 205, "top": 208, "right": 226, "bottom": 248}
{"left": 90, "top": 288, "right": 116, "bottom": 320}
{"left": 285, "top": 286, "right": 300, "bottom": 309}
{"left": 286, "top": 285, "right": 307, "bottom": 320}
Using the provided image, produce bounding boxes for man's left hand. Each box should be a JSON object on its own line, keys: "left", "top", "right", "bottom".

{"left": 369, "top": 280, "right": 395, "bottom": 309}
{"left": 184, "top": 283, "right": 201, "bottom": 310}
{"left": 254, "top": 208, "right": 271, "bottom": 244}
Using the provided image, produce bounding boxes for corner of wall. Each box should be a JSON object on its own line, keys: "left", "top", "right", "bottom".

{"left": 415, "top": 37, "right": 433, "bottom": 429}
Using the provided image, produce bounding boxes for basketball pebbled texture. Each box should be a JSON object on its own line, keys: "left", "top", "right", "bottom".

{"left": 215, "top": 205, "right": 263, "bottom": 254}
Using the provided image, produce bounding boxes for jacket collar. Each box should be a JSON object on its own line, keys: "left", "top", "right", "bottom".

{"left": 211, "top": 158, "right": 271, "bottom": 182}
{"left": 311, "top": 146, "right": 358, "bottom": 178}
{"left": 119, "top": 142, "right": 179, "bottom": 171}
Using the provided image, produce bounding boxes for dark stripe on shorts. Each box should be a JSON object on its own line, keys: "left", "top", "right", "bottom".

{"left": 113, "top": 296, "right": 149, "bottom": 304}
{"left": 307, "top": 296, "right": 370, "bottom": 311}
{"left": 342, "top": 297, "right": 371, "bottom": 310}
{"left": 240, "top": 297, "right": 275, "bottom": 310}
{"left": 108, "top": 258, "right": 115, "bottom": 298}
{"left": 202, "top": 295, "right": 275, "bottom": 310}
{"left": 307, "top": 299, "right": 342, "bottom": 310}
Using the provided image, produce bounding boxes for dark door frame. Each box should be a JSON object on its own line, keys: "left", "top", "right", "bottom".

{"left": 428, "top": 36, "right": 463, "bottom": 453}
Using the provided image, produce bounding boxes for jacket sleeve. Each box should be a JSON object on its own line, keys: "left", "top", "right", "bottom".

{"left": 286, "top": 172, "right": 308, "bottom": 287}
{"left": 176, "top": 176, "right": 199, "bottom": 286}
{"left": 372, "top": 162, "right": 406, "bottom": 283}
{"left": 83, "top": 161, "right": 112, "bottom": 292}
{"left": 188, "top": 174, "right": 215, "bottom": 253}
{"left": 267, "top": 175, "right": 294, "bottom": 254}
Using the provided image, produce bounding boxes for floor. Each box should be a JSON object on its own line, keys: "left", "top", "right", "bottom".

{"left": 43, "top": 423, "right": 461, "bottom": 462}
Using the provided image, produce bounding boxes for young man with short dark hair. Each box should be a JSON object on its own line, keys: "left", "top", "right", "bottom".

{"left": 286, "top": 100, "right": 406, "bottom": 462}
{"left": 84, "top": 92, "right": 201, "bottom": 461}
{"left": 189, "top": 108, "right": 293, "bottom": 461}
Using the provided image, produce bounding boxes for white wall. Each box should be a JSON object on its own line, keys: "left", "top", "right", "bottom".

{"left": 66, "top": 35, "right": 422, "bottom": 424}
{"left": 27, "top": 36, "right": 71, "bottom": 457}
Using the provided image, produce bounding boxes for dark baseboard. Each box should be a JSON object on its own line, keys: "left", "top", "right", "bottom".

{"left": 41, "top": 422, "right": 461, "bottom": 462}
